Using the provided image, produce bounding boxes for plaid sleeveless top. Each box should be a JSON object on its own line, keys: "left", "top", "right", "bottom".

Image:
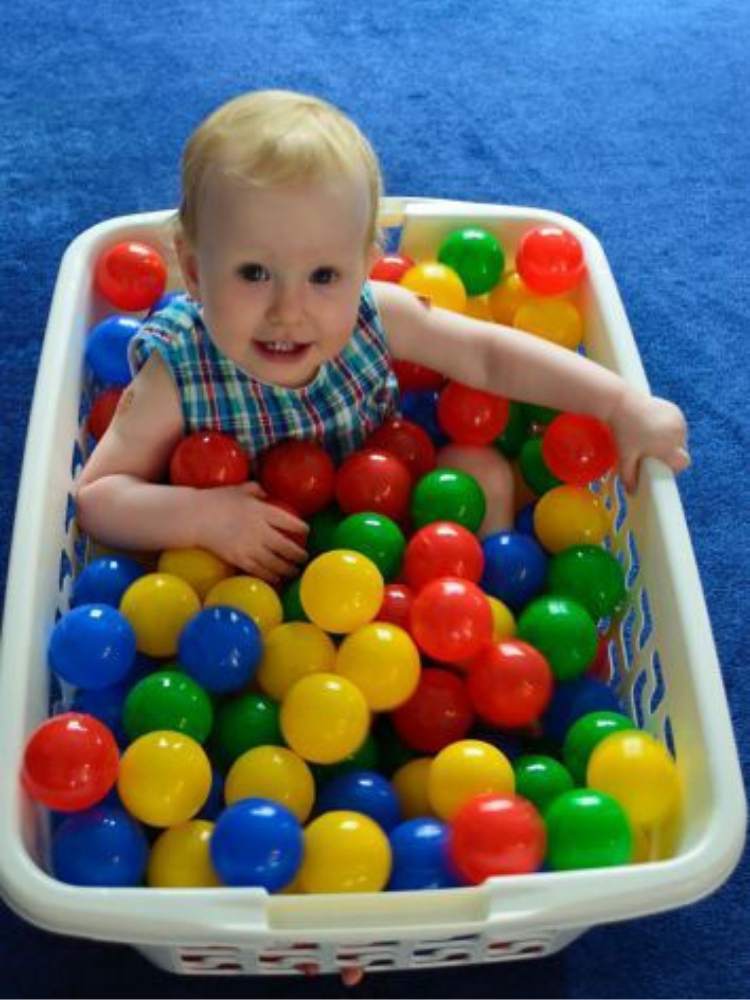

{"left": 128, "top": 283, "right": 400, "bottom": 464}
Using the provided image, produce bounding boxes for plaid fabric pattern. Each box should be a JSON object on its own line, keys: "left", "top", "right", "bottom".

{"left": 128, "top": 282, "right": 400, "bottom": 464}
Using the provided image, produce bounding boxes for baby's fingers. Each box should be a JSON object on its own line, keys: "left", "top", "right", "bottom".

{"left": 667, "top": 446, "right": 692, "bottom": 475}
{"left": 619, "top": 450, "right": 641, "bottom": 495}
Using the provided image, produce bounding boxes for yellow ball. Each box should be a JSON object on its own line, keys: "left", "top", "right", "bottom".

{"left": 335, "top": 622, "right": 421, "bottom": 711}
{"left": 157, "top": 547, "right": 232, "bottom": 601}
{"left": 533, "top": 485, "right": 611, "bottom": 553}
{"left": 300, "top": 550, "right": 383, "bottom": 634}
{"left": 488, "top": 271, "right": 532, "bottom": 325}
{"left": 392, "top": 757, "right": 435, "bottom": 819}
{"left": 257, "top": 622, "right": 336, "bottom": 701}
{"left": 119, "top": 572, "right": 201, "bottom": 658}
{"left": 513, "top": 297, "right": 584, "bottom": 350}
{"left": 487, "top": 596, "right": 516, "bottom": 641}
{"left": 463, "top": 295, "right": 494, "bottom": 321}
{"left": 204, "top": 575, "right": 283, "bottom": 634}
{"left": 147, "top": 820, "right": 222, "bottom": 887}
{"left": 428, "top": 739, "right": 515, "bottom": 820}
{"left": 298, "top": 811, "right": 392, "bottom": 893}
{"left": 118, "top": 730, "right": 211, "bottom": 827}
{"left": 225, "top": 745, "right": 315, "bottom": 823}
{"left": 401, "top": 261, "right": 467, "bottom": 313}
{"left": 280, "top": 673, "right": 370, "bottom": 764}
{"left": 587, "top": 730, "right": 680, "bottom": 827}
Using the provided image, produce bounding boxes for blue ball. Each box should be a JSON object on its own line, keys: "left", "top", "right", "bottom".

{"left": 480, "top": 531, "right": 548, "bottom": 611}
{"left": 197, "top": 768, "right": 225, "bottom": 821}
{"left": 72, "top": 681, "right": 130, "bottom": 745}
{"left": 388, "top": 818, "right": 463, "bottom": 890}
{"left": 48, "top": 604, "right": 136, "bottom": 689}
{"left": 85, "top": 315, "right": 141, "bottom": 386}
{"left": 210, "top": 798, "right": 303, "bottom": 890}
{"left": 514, "top": 501, "right": 537, "bottom": 537}
{"left": 71, "top": 556, "right": 145, "bottom": 608}
{"left": 316, "top": 770, "right": 401, "bottom": 831}
{"left": 178, "top": 605, "right": 262, "bottom": 693}
{"left": 52, "top": 806, "right": 148, "bottom": 886}
{"left": 541, "top": 676, "right": 624, "bottom": 744}
{"left": 400, "top": 390, "right": 449, "bottom": 447}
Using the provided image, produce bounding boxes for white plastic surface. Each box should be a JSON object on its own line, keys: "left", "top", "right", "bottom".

{"left": 0, "top": 199, "right": 745, "bottom": 975}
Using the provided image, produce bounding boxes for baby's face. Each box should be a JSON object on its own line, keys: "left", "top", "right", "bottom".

{"left": 178, "top": 171, "right": 376, "bottom": 388}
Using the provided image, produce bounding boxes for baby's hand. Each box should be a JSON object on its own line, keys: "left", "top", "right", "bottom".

{"left": 610, "top": 389, "right": 691, "bottom": 493}
{"left": 194, "top": 481, "right": 309, "bottom": 584}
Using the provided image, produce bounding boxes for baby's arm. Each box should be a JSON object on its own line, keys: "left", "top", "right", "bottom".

{"left": 374, "top": 281, "right": 689, "bottom": 492}
{"left": 76, "top": 354, "right": 308, "bottom": 582}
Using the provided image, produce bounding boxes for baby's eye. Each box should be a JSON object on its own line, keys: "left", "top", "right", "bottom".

{"left": 238, "top": 263, "right": 271, "bottom": 282}
{"left": 310, "top": 267, "right": 339, "bottom": 285}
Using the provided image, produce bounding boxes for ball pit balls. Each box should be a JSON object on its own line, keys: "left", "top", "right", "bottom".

{"left": 48, "top": 603, "right": 136, "bottom": 690}
{"left": 515, "top": 226, "right": 585, "bottom": 296}
{"left": 52, "top": 805, "right": 149, "bottom": 887}
{"left": 280, "top": 673, "right": 370, "bottom": 764}
{"left": 87, "top": 387, "right": 123, "bottom": 441}
{"left": 513, "top": 755, "right": 575, "bottom": 815}
{"left": 392, "top": 668, "right": 474, "bottom": 754}
{"left": 117, "top": 730, "right": 211, "bottom": 827}
{"left": 541, "top": 676, "right": 624, "bottom": 744}
{"left": 257, "top": 622, "right": 337, "bottom": 701}
{"left": 513, "top": 298, "right": 583, "bottom": 351}
{"left": 225, "top": 746, "right": 315, "bottom": 823}
{"left": 488, "top": 272, "right": 532, "bottom": 324}
{"left": 547, "top": 544, "right": 626, "bottom": 620}
{"left": 94, "top": 240, "right": 167, "bottom": 311}
{"left": 85, "top": 316, "right": 141, "bottom": 386}
{"left": 376, "top": 582, "right": 414, "bottom": 630}
{"left": 122, "top": 670, "right": 214, "bottom": 744}
{"left": 480, "top": 530, "right": 548, "bottom": 611}
{"left": 71, "top": 555, "right": 145, "bottom": 609}
{"left": 147, "top": 820, "right": 221, "bottom": 888}
{"left": 450, "top": 793, "right": 546, "bottom": 882}
{"left": 119, "top": 572, "right": 201, "bottom": 658}
{"left": 335, "top": 449, "right": 412, "bottom": 522}
{"left": 533, "top": 485, "right": 611, "bottom": 553}
{"left": 517, "top": 595, "right": 598, "bottom": 681}
{"left": 259, "top": 439, "right": 336, "bottom": 517}
{"left": 177, "top": 605, "right": 263, "bottom": 694}
{"left": 365, "top": 417, "right": 437, "bottom": 482}
{"left": 315, "top": 770, "right": 402, "bottom": 832}
{"left": 389, "top": 818, "right": 462, "bottom": 890}
{"left": 335, "top": 622, "right": 421, "bottom": 711}
{"left": 298, "top": 810, "right": 392, "bottom": 893}
{"left": 332, "top": 511, "right": 406, "bottom": 580}
{"left": 437, "top": 227, "right": 505, "bottom": 297}
{"left": 519, "top": 436, "right": 563, "bottom": 496}
{"left": 466, "top": 639, "right": 554, "bottom": 728}
{"left": 300, "top": 550, "right": 383, "bottom": 634}
{"left": 210, "top": 798, "right": 303, "bottom": 890}
{"left": 586, "top": 730, "right": 680, "bottom": 827}
{"left": 464, "top": 295, "right": 494, "bottom": 320}
{"left": 204, "top": 575, "right": 283, "bottom": 635}
{"left": 391, "top": 757, "right": 435, "bottom": 819}
{"left": 410, "top": 468, "right": 486, "bottom": 532}
{"left": 486, "top": 595, "right": 517, "bottom": 641}
{"left": 404, "top": 520, "right": 484, "bottom": 590}
{"left": 400, "top": 261, "right": 467, "bottom": 313}
{"left": 545, "top": 789, "right": 633, "bottom": 870}
{"left": 369, "top": 252, "right": 415, "bottom": 283}
{"left": 392, "top": 360, "right": 445, "bottom": 394}
{"left": 169, "top": 430, "right": 250, "bottom": 488}
{"left": 212, "top": 693, "right": 282, "bottom": 770}
{"left": 542, "top": 413, "right": 617, "bottom": 485}
{"left": 437, "top": 381, "right": 509, "bottom": 446}
{"left": 409, "top": 577, "right": 493, "bottom": 663}
{"left": 562, "top": 711, "right": 636, "bottom": 784}
{"left": 427, "top": 739, "right": 515, "bottom": 821}
{"left": 157, "top": 547, "right": 232, "bottom": 601}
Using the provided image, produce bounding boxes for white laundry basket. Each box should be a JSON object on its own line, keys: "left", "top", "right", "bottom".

{"left": 0, "top": 198, "right": 745, "bottom": 977}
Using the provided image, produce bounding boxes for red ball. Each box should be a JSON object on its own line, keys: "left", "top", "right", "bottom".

{"left": 404, "top": 521, "right": 484, "bottom": 591}
{"left": 392, "top": 359, "right": 445, "bottom": 393}
{"left": 170, "top": 431, "right": 250, "bottom": 488}
{"left": 465, "top": 639, "right": 554, "bottom": 728}
{"left": 366, "top": 418, "right": 437, "bottom": 483}
{"left": 87, "top": 387, "right": 123, "bottom": 440}
{"left": 409, "top": 577, "right": 493, "bottom": 663}
{"left": 541, "top": 413, "right": 617, "bottom": 485}
{"left": 377, "top": 583, "right": 414, "bottom": 630}
{"left": 94, "top": 240, "right": 168, "bottom": 312}
{"left": 587, "top": 634, "right": 612, "bottom": 682}
{"left": 369, "top": 253, "right": 415, "bottom": 283}
{"left": 259, "top": 440, "right": 336, "bottom": 517}
{"left": 335, "top": 449, "right": 412, "bottom": 522}
{"left": 391, "top": 668, "right": 474, "bottom": 753}
{"left": 516, "top": 226, "right": 585, "bottom": 296}
{"left": 437, "top": 381, "right": 509, "bottom": 445}
{"left": 450, "top": 793, "right": 546, "bottom": 883}
{"left": 22, "top": 712, "right": 119, "bottom": 812}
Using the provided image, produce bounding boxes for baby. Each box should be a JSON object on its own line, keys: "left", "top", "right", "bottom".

{"left": 76, "top": 89, "right": 690, "bottom": 585}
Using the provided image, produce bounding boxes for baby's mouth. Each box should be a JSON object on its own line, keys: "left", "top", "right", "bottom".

{"left": 252, "top": 339, "right": 312, "bottom": 362}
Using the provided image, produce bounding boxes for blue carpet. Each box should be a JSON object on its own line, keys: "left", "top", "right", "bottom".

{"left": 1, "top": 1, "right": 749, "bottom": 996}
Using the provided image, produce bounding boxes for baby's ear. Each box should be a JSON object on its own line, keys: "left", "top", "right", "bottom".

{"left": 174, "top": 232, "right": 201, "bottom": 299}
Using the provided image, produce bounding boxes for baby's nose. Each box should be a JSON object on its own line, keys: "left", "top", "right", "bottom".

{"left": 269, "top": 279, "right": 304, "bottom": 325}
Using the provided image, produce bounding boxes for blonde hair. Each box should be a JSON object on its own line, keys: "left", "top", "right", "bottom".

{"left": 179, "top": 90, "right": 383, "bottom": 249}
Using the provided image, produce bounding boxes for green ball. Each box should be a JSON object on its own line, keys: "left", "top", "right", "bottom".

{"left": 211, "top": 692, "right": 281, "bottom": 770}
{"left": 517, "top": 596, "right": 598, "bottom": 680}
{"left": 547, "top": 545, "right": 627, "bottom": 621}
{"left": 545, "top": 789, "right": 633, "bottom": 870}
{"left": 562, "top": 711, "right": 635, "bottom": 784}
{"left": 519, "top": 436, "right": 562, "bottom": 495}
{"left": 312, "top": 731, "right": 379, "bottom": 785}
{"left": 411, "top": 468, "right": 486, "bottom": 532}
{"left": 494, "top": 401, "right": 528, "bottom": 459}
{"left": 307, "top": 504, "right": 344, "bottom": 556}
{"left": 514, "top": 754, "right": 574, "bottom": 814}
{"left": 280, "top": 576, "right": 309, "bottom": 622}
{"left": 332, "top": 511, "right": 406, "bottom": 581}
{"left": 437, "top": 227, "right": 505, "bottom": 296}
{"left": 123, "top": 670, "right": 214, "bottom": 744}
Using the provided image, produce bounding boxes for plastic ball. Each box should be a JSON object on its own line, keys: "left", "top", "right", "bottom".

{"left": 391, "top": 757, "right": 435, "bottom": 819}
{"left": 488, "top": 271, "right": 532, "bottom": 324}
{"left": 280, "top": 673, "right": 370, "bottom": 764}
{"left": 486, "top": 595, "right": 517, "bottom": 642}
{"left": 298, "top": 810, "right": 391, "bottom": 893}
{"left": 392, "top": 668, "right": 474, "bottom": 753}
{"left": 257, "top": 622, "right": 336, "bottom": 701}
{"left": 517, "top": 595, "right": 598, "bottom": 681}
{"left": 400, "top": 389, "right": 449, "bottom": 445}
{"left": 71, "top": 681, "right": 130, "bottom": 747}
{"left": 389, "top": 818, "right": 462, "bottom": 890}
{"left": 466, "top": 639, "right": 554, "bottom": 728}
{"left": 158, "top": 548, "right": 232, "bottom": 601}
{"left": 409, "top": 577, "right": 493, "bottom": 663}
{"left": 404, "top": 520, "right": 483, "bottom": 591}
{"left": 400, "top": 261, "right": 467, "bottom": 312}
{"left": 225, "top": 746, "right": 315, "bottom": 822}
{"left": 377, "top": 583, "right": 414, "bottom": 630}
{"left": 437, "top": 227, "right": 504, "bottom": 296}
{"left": 480, "top": 530, "right": 548, "bottom": 612}
{"left": 197, "top": 769, "right": 225, "bottom": 822}
{"left": 542, "top": 676, "right": 624, "bottom": 744}
{"left": 542, "top": 413, "right": 617, "bottom": 485}
{"left": 586, "top": 730, "right": 680, "bottom": 826}
{"left": 533, "top": 485, "right": 611, "bottom": 553}
{"left": 563, "top": 711, "right": 636, "bottom": 784}
{"left": 48, "top": 604, "right": 136, "bottom": 690}
{"left": 117, "top": 730, "right": 211, "bottom": 827}
{"left": 410, "top": 468, "right": 486, "bottom": 532}
{"left": 428, "top": 739, "right": 515, "bottom": 820}
{"left": 122, "top": 670, "right": 214, "bottom": 744}
{"left": 52, "top": 805, "right": 148, "bottom": 886}
{"left": 85, "top": 315, "right": 141, "bottom": 385}
{"left": 210, "top": 798, "right": 303, "bottom": 890}
{"left": 147, "top": 819, "right": 221, "bottom": 887}
{"left": 369, "top": 252, "right": 415, "bottom": 283}
{"left": 464, "top": 295, "right": 494, "bottom": 320}
{"left": 119, "top": 572, "right": 201, "bottom": 658}
{"left": 519, "top": 436, "right": 563, "bottom": 495}
{"left": 87, "top": 387, "right": 123, "bottom": 440}
{"left": 513, "top": 755, "right": 575, "bottom": 814}
{"left": 204, "top": 575, "right": 283, "bottom": 635}
{"left": 366, "top": 418, "right": 437, "bottom": 482}
{"left": 494, "top": 400, "right": 528, "bottom": 459}
{"left": 516, "top": 226, "right": 585, "bottom": 296}
{"left": 212, "top": 693, "right": 281, "bottom": 770}
{"left": 437, "top": 381, "right": 509, "bottom": 446}
{"left": 312, "top": 731, "right": 380, "bottom": 786}
{"left": 335, "top": 622, "right": 421, "bottom": 711}
{"left": 513, "top": 298, "right": 584, "bottom": 350}
{"left": 259, "top": 439, "right": 336, "bottom": 517}
{"left": 22, "top": 712, "right": 119, "bottom": 812}
{"left": 392, "top": 361, "right": 445, "bottom": 394}
{"left": 450, "top": 793, "right": 545, "bottom": 882}
{"left": 300, "top": 549, "right": 384, "bottom": 634}
{"left": 545, "top": 789, "right": 633, "bottom": 870}
{"left": 332, "top": 511, "right": 406, "bottom": 581}
{"left": 178, "top": 605, "right": 262, "bottom": 693}
{"left": 94, "top": 240, "right": 167, "bottom": 311}
{"left": 306, "top": 504, "right": 344, "bottom": 556}
{"left": 169, "top": 430, "right": 250, "bottom": 487}
{"left": 547, "top": 544, "right": 626, "bottom": 621}
{"left": 514, "top": 501, "right": 537, "bottom": 537}
{"left": 335, "top": 449, "right": 412, "bottom": 522}
{"left": 315, "top": 770, "right": 401, "bottom": 832}
{"left": 280, "top": 576, "right": 308, "bottom": 623}
{"left": 71, "top": 555, "right": 144, "bottom": 609}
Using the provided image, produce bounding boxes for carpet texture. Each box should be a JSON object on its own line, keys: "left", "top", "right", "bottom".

{"left": 1, "top": 1, "right": 748, "bottom": 996}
